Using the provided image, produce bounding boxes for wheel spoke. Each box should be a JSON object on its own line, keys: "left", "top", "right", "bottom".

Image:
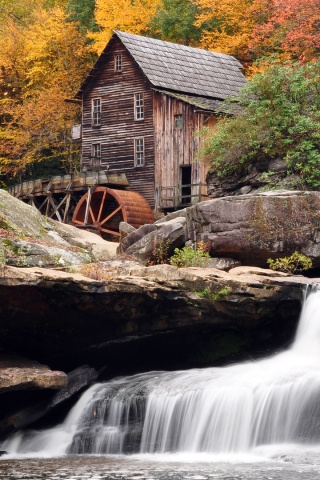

{"left": 97, "top": 190, "right": 107, "bottom": 222}
{"left": 100, "top": 205, "right": 122, "bottom": 227}
{"left": 100, "top": 227, "right": 121, "bottom": 237}
{"left": 89, "top": 205, "right": 96, "bottom": 223}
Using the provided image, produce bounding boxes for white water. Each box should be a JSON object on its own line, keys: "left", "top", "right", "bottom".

{"left": 3, "top": 289, "right": 320, "bottom": 459}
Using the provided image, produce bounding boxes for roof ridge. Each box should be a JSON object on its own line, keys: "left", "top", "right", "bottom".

{"left": 114, "top": 30, "right": 237, "bottom": 62}
{"left": 76, "top": 31, "right": 246, "bottom": 100}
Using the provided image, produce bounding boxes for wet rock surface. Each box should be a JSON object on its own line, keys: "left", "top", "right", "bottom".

{"left": 0, "top": 365, "right": 98, "bottom": 438}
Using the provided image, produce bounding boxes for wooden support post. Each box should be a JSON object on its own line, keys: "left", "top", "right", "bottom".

{"left": 84, "top": 186, "right": 93, "bottom": 224}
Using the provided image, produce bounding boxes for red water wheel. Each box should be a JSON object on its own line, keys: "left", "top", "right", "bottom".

{"left": 72, "top": 187, "right": 153, "bottom": 239}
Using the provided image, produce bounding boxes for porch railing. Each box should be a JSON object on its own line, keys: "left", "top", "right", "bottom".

{"left": 158, "top": 183, "right": 208, "bottom": 209}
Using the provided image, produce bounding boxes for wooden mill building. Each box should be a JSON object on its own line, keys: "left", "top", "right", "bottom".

{"left": 8, "top": 32, "right": 246, "bottom": 238}
{"left": 75, "top": 31, "right": 246, "bottom": 213}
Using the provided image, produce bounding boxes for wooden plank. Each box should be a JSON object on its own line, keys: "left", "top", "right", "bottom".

{"left": 7, "top": 171, "right": 128, "bottom": 199}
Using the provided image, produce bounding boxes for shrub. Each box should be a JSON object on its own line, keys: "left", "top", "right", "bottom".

{"left": 201, "top": 61, "right": 320, "bottom": 188}
{"left": 170, "top": 241, "right": 210, "bottom": 268}
{"left": 148, "top": 237, "right": 171, "bottom": 265}
{"left": 196, "top": 285, "right": 231, "bottom": 301}
{"left": 267, "top": 252, "right": 312, "bottom": 274}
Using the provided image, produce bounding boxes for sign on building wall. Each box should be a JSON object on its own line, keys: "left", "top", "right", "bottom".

{"left": 71, "top": 124, "right": 81, "bottom": 140}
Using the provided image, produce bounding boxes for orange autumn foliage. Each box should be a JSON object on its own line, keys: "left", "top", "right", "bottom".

{"left": 251, "top": 0, "right": 320, "bottom": 62}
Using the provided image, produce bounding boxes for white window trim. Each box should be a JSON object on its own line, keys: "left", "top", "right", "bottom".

{"left": 91, "top": 143, "right": 101, "bottom": 168}
{"left": 134, "top": 93, "right": 144, "bottom": 121}
{"left": 134, "top": 137, "right": 145, "bottom": 167}
{"left": 92, "top": 98, "right": 101, "bottom": 126}
{"left": 114, "top": 54, "right": 122, "bottom": 72}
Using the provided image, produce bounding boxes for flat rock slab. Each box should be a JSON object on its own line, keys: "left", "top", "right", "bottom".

{"left": 0, "top": 355, "right": 67, "bottom": 393}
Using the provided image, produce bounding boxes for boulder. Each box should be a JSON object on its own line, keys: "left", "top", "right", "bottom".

{"left": 0, "top": 365, "right": 97, "bottom": 437}
{"left": 198, "top": 190, "right": 320, "bottom": 267}
{"left": 119, "top": 190, "right": 320, "bottom": 268}
{"left": 0, "top": 189, "right": 116, "bottom": 266}
{"left": 117, "top": 223, "right": 158, "bottom": 254}
{"left": 118, "top": 217, "right": 187, "bottom": 264}
{"left": 119, "top": 221, "right": 136, "bottom": 238}
{"left": 207, "top": 257, "right": 241, "bottom": 271}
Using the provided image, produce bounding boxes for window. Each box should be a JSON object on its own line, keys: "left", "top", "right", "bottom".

{"left": 91, "top": 143, "right": 101, "bottom": 169}
{"left": 134, "top": 93, "right": 144, "bottom": 120}
{"left": 114, "top": 54, "right": 122, "bottom": 72}
{"left": 92, "top": 98, "right": 101, "bottom": 126}
{"left": 174, "top": 114, "right": 183, "bottom": 129}
{"left": 134, "top": 137, "right": 144, "bottom": 166}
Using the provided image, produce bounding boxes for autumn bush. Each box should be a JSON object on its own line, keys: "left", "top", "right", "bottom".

{"left": 148, "top": 237, "right": 171, "bottom": 265}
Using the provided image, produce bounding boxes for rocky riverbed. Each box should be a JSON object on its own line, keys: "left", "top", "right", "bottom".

{"left": 0, "top": 187, "right": 319, "bottom": 440}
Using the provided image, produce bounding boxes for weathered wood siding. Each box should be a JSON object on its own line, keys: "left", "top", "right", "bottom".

{"left": 153, "top": 92, "right": 211, "bottom": 209}
{"left": 81, "top": 38, "right": 155, "bottom": 207}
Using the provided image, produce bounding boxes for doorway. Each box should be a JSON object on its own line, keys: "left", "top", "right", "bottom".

{"left": 180, "top": 166, "right": 192, "bottom": 205}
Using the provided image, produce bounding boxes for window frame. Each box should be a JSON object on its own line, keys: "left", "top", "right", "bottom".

{"left": 134, "top": 93, "right": 144, "bottom": 121}
{"left": 91, "top": 143, "right": 101, "bottom": 169}
{"left": 114, "top": 54, "right": 122, "bottom": 73}
{"left": 92, "top": 98, "right": 101, "bottom": 127}
{"left": 174, "top": 114, "right": 183, "bottom": 129}
{"left": 134, "top": 137, "right": 145, "bottom": 167}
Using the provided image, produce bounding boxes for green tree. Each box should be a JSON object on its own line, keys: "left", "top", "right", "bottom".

{"left": 149, "top": 0, "right": 202, "bottom": 46}
{"left": 201, "top": 61, "right": 320, "bottom": 188}
{"left": 66, "top": 0, "right": 97, "bottom": 34}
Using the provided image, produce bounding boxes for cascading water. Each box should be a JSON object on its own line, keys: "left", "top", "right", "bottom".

{"left": 3, "top": 289, "right": 320, "bottom": 458}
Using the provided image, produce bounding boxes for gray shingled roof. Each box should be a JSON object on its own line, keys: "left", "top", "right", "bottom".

{"left": 114, "top": 31, "right": 246, "bottom": 100}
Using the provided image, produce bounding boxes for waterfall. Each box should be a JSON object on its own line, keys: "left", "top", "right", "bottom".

{"left": 3, "top": 289, "right": 320, "bottom": 457}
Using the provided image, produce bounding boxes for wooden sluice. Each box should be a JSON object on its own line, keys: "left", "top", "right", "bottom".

{"left": 8, "top": 171, "right": 154, "bottom": 239}
{"left": 7, "top": 171, "right": 129, "bottom": 224}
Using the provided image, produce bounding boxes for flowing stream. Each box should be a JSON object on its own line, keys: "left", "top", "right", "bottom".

{"left": 2, "top": 289, "right": 320, "bottom": 479}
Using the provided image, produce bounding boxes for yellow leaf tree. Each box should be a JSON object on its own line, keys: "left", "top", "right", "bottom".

{"left": 89, "top": 0, "right": 160, "bottom": 53}
{"left": 193, "top": 0, "right": 256, "bottom": 63}
{"left": 0, "top": 3, "right": 92, "bottom": 182}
